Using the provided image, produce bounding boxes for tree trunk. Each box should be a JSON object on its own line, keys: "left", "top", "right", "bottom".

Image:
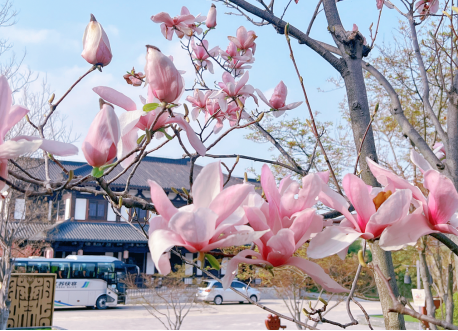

{"left": 369, "top": 242, "right": 406, "bottom": 330}
{"left": 419, "top": 246, "right": 437, "bottom": 330}
{"left": 446, "top": 263, "right": 454, "bottom": 324}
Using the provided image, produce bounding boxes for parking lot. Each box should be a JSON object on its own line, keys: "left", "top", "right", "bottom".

{"left": 53, "top": 299, "right": 385, "bottom": 330}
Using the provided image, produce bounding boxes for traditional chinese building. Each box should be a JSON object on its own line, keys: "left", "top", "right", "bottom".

{"left": 7, "top": 156, "right": 258, "bottom": 278}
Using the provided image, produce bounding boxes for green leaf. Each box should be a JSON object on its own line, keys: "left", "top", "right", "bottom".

{"left": 143, "top": 103, "right": 159, "bottom": 113}
{"left": 91, "top": 167, "right": 104, "bottom": 178}
{"left": 158, "top": 128, "right": 173, "bottom": 140}
{"left": 205, "top": 254, "right": 220, "bottom": 270}
{"left": 137, "top": 134, "right": 146, "bottom": 144}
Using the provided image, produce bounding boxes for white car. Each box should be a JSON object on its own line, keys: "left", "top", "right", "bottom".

{"left": 196, "top": 279, "right": 261, "bottom": 305}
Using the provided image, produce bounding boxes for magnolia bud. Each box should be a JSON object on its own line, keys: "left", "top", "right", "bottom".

{"left": 81, "top": 14, "right": 113, "bottom": 67}
{"left": 206, "top": 4, "right": 217, "bottom": 28}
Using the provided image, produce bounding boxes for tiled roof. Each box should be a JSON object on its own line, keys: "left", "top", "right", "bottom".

{"left": 25, "top": 156, "right": 259, "bottom": 191}
{"left": 45, "top": 221, "right": 148, "bottom": 243}
{"left": 10, "top": 222, "right": 54, "bottom": 240}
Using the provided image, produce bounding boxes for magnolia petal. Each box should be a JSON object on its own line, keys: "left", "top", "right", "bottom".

{"left": 192, "top": 161, "right": 222, "bottom": 209}
{"left": 167, "top": 114, "right": 206, "bottom": 156}
{"left": 148, "top": 229, "right": 185, "bottom": 275}
{"left": 209, "top": 184, "right": 254, "bottom": 226}
{"left": 117, "top": 128, "right": 138, "bottom": 168}
{"left": 93, "top": 86, "right": 137, "bottom": 111}
{"left": 366, "top": 157, "right": 426, "bottom": 205}
{"left": 221, "top": 250, "right": 268, "bottom": 289}
{"left": 379, "top": 208, "right": 435, "bottom": 250}
{"left": 168, "top": 208, "right": 217, "bottom": 245}
{"left": 148, "top": 180, "right": 178, "bottom": 222}
{"left": 255, "top": 89, "right": 272, "bottom": 108}
{"left": 410, "top": 149, "right": 433, "bottom": 173}
{"left": 266, "top": 229, "right": 296, "bottom": 266}
{"left": 342, "top": 174, "right": 376, "bottom": 232}
{"left": 203, "top": 228, "right": 269, "bottom": 251}
{"left": 285, "top": 257, "right": 349, "bottom": 293}
{"left": 0, "top": 105, "right": 29, "bottom": 140}
{"left": 279, "top": 101, "right": 303, "bottom": 111}
{"left": 244, "top": 206, "right": 272, "bottom": 246}
{"left": 148, "top": 215, "right": 169, "bottom": 237}
{"left": 307, "top": 226, "right": 363, "bottom": 259}
{"left": 290, "top": 209, "right": 323, "bottom": 249}
{"left": 365, "top": 189, "right": 412, "bottom": 238}
{"left": 0, "top": 139, "right": 42, "bottom": 159}
{"left": 118, "top": 109, "right": 144, "bottom": 136}
{"left": 423, "top": 170, "right": 458, "bottom": 226}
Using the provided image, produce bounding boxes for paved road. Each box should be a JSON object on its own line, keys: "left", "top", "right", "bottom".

{"left": 53, "top": 299, "right": 385, "bottom": 330}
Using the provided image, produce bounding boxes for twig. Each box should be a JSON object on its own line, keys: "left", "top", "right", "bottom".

{"left": 284, "top": 24, "right": 343, "bottom": 195}
{"left": 354, "top": 104, "right": 378, "bottom": 175}
{"left": 205, "top": 153, "right": 303, "bottom": 175}
{"left": 429, "top": 233, "right": 458, "bottom": 257}
{"left": 306, "top": 0, "right": 323, "bottom": 36}
{"left": 8, "top": 159, "right": 42, "bottom": 182}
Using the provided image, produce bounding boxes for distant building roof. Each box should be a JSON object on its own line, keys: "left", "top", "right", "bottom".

{"left": 44, "top": 221, "right": 148, "bottom": 243}
{"left": 27, "top": 156, "right": 259, "bottom": 191}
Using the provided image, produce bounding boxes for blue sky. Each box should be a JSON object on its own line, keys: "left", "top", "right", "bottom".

{"left": 1, "top": 0, "right": 406, "bottom": 177}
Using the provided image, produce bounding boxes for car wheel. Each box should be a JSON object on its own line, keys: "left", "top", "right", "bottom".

{"left": 96, "top": 295, "right": 108, "bottom": 309}
{"left": 250, "top": 295, "right": 258, "bottom": 304}
{"left": 214, "top": 295, "right": 223, "bottom": 305}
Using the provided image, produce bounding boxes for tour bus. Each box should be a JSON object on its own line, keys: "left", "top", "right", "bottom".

{"left": 12, "top": 255, "right": 139, "bottom": 309}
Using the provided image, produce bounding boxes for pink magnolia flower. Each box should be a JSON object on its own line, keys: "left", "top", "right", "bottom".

{"left": 367, "top": 154, "right": 458, "bottom": 250}
{"left": 151, "top": 7, "right": 196, "bottom": 40}
{"left": 228, "top": 26, "right": 257, "bottom": 54}
{"left": 0, "top": 76, "right": 78, "bottom": 192}
{"left": 210, "top": 71, "right": 257, "bottom": 112}
{"left": 148, "top": 161, "right": 266, "bottom": 275}
{"left": 81, "top": 14, "right": 112, "bottom": 67}
{"left": 93, "top": 86, "right": 206, "bottom": 167}
{"left": 220, "top": 42, "right": 255, "bottom": 76}
{"left": 144, "top": 46, "right": 184, "bottom": 104}
{"left": 191, "top": 39, "right": 219, "bottom": 74}
{"left": 221, "top": 166, "right": 348, "bottom": 293}
{"left": 186, "top": 89, "right": 212, "bottom": 121}
{"left": 416, "top": 0, "right": 439, "bottom": 15}
{"left": 433, "top": 142, "right": 445, "bottom": 160}
{"left": 206, "top": 4, "right": 217, "bottom": 28}
{"left": 255, "top": 81, "right": 303, "bottom": 118}
{"left": 82, "top": 101, "right": 120, "bottom": 168}
{"left": 307, "top": 171, "right": 412, "bottom": 259}
{"left": 181, "top": 7, "right": 206, "bottom": 36}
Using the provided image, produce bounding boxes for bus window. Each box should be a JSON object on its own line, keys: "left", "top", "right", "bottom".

{"left": 27, "top": 262, "right": 50, "bottom": 273}
{"left": 97, "top": 263, "right": 115, "bottom": 282}
{"left": 51, "top": 262, "right": 70, "bottom": 279}
{"left": 72, "top": 263, "right": 96, "bottom": 278}
{"left": 13, "top": 262, "right": 27, "bottom": 273}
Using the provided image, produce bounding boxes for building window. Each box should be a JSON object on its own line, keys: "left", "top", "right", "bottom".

{"left": 132, "top": 207, "right": 148, "bottom": 221}
{"left": 87, "top": 200, "right": 106, "bottom": 220}
{"left": 14, "top": 199, "right": 26, "bottom": 220}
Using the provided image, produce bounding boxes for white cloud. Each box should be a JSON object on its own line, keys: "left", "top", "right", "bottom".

{"left": 0, "top": 26, "right": 79, "bottom": 51}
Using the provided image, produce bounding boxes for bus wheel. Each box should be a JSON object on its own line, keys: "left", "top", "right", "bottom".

{"left": 96, "top": 295, "right": 108, "bottom": 309}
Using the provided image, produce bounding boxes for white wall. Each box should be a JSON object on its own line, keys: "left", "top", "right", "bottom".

{"left": 107, "top": 205, "right": 116, "bottom": 221}
{"left": 120, "top": 206, "right": 129, "bottom": 222}
{"left": 185, "top": 253, "right": 193, "bottom": 276}
{"left": 64, "top": 198, "right": 71, "bottom": 219}
{"left": 14, "top": 199, "right": 25, "bottom": 220}
{"left": 146, "top": 253, "right": 155, "bottom": 275}
{"left": 74, "top": 198, "right": 87, "bottom": 220}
